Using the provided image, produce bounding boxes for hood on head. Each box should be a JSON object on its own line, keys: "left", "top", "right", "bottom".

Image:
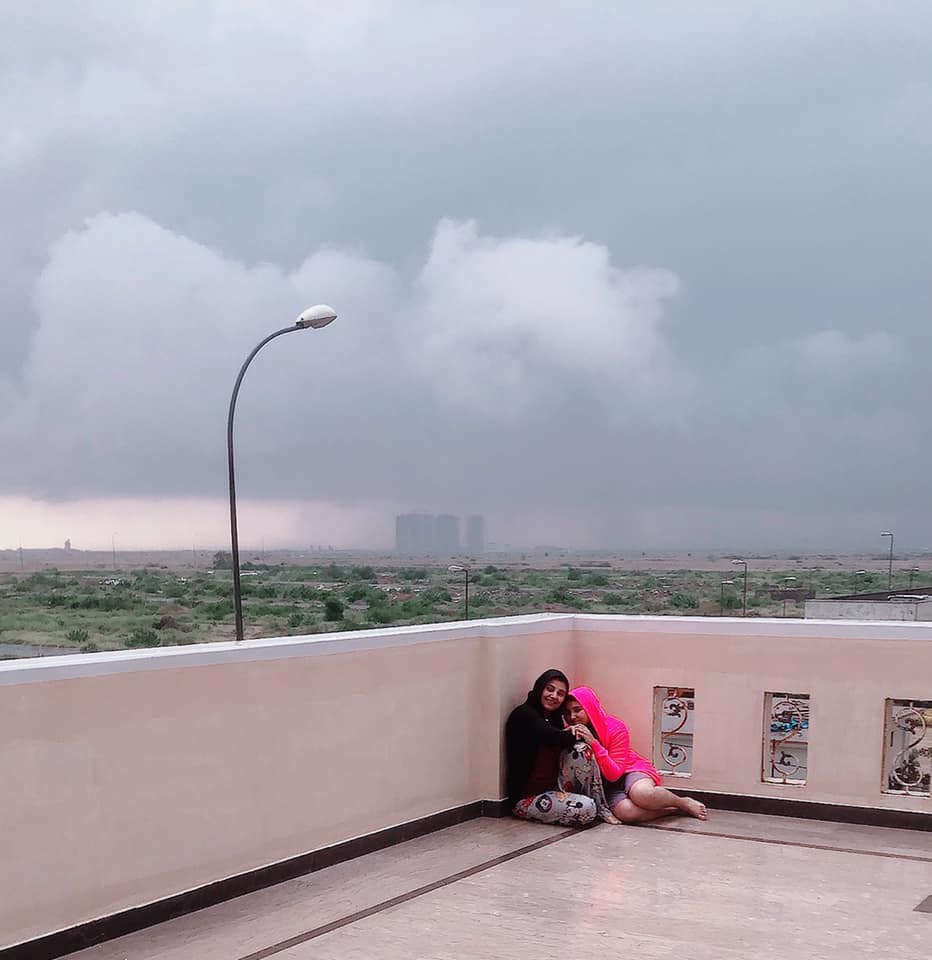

{"left": 568, "top": 686, "right": 609, "bottom": 742}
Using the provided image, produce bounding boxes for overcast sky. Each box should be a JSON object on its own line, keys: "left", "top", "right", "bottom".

{"left": 1, "top": 1, "right": 930, "bottom": 552}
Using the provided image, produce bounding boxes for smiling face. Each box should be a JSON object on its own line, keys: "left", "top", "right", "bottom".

{"left": 539, "top": 678, "right": 568, "bottom": 713}
{"left": 564, "top": 697, "right": 590, "bottom": 727}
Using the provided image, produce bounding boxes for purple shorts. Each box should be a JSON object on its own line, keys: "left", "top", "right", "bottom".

{"left": 603, "top": 771, "right": 653, "bottom": 807}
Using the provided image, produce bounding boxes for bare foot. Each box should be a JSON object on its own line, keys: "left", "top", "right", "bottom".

{"left": 681, "top": 797, "right": 707, "bottom": 820}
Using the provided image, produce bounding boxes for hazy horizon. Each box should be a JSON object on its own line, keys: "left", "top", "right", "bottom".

{"left": 3, "top": 521, "right": 929, "bottom": 559}
{"left": 3, "top": 3, "right": 931, "bottom": 551}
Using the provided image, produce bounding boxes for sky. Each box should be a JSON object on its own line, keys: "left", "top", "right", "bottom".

{"left": 1, "top": 1, "right": 930, "bottom": 552}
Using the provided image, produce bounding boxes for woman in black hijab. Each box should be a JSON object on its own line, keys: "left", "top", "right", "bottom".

{"left": 504, "top": 669, "right": 609, "bottom": 825}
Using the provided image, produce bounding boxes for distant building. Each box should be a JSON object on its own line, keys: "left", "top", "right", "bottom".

{"left": 64, "top": 539, "right": 71, "bottom": 551}
{"left": 395, "top": 513, "right": 476, "bottom": 555}
{"left": 805, "top": 589, "right": 932, "bottom": 622}
{"left": 395, "top": 514, "right": 435, "bottom": 554}
{"left": 466, "top": 515, "right": 485, "bottom": 554}
{"left": 434, "top": 515, "right": 461, "bottom": 555}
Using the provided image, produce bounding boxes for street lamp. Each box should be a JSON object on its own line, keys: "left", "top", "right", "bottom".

{"left": 227, "top": 304, "right": 337, "bottom": 642}
{"left": 909, "top": 567, "right": 921, "bottom": 590}
{"left": 448, "top": 564, "right": 471, "bottom": 620}
{"left": 782, "top": 576, "right": 797, "bottom": 618}
{"left": 720, "top": 579, "right": 735, "bottom": 617}
{"left": 731, "top": 559, "right": 748, "bottom": 617}
{"left": 880, "top": 531, "right": 894, "bottom": 590}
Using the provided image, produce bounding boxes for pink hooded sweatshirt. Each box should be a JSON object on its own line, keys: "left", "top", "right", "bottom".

{"left": 569, "top": 686, "right": 662, "bottom": 785}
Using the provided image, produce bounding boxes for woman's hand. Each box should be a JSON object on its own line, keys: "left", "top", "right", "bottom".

{"left": 572, "top": 724, "right": 594, "bottom": 745}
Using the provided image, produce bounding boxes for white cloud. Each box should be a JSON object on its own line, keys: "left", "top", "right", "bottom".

{"left": 0, "top": 211, "right": 684, "bottom": 500}
{"left": 407, "top": 219, "right": 683, "bottom": 418}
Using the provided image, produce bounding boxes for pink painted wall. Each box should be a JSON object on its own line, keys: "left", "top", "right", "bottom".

{"left": 0, "top": 621, "right": 572, "bottom": 950}
{"left": 1, "top": 614, "right": 930, "bottom": 949}
{"left": 574, "top": 617, "right": 932, "bottom": 811}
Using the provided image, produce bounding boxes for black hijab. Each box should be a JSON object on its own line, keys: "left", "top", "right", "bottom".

{"left": 526, "top": 668, "right": 570, "bottom": 721}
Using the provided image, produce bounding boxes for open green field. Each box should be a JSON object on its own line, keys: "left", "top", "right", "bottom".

{"left": 2, "top": 558, "right": 928, "bottom": 658}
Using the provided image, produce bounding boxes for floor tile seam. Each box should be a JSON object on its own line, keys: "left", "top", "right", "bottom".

{"left": 234, "top": 827, "right": 577, "bottom": 960}
{"left": 62, "top": 825, "right": 540, "bottom": 960}
{"left": 647, "top": 825, "right": 932, "bottom": 863}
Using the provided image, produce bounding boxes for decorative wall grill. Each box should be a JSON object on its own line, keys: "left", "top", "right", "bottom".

{"left": 763, "top": 692, "right": 810, "bottom": 785}
{"left": 652, "top": 686, "right": 695, "bottom": 776}
{"left": 882, "top": 699, "right": 932, "bottom": 797}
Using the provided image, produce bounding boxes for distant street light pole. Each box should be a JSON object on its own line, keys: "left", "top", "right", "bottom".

{"left": 880, "top": 531, "right": 894, "bottom": 590}
{"left": 909, "top": 567, "right": 920, "bottom": 590}
{"left": 731, "top": 559, "right": 748, "bottom": 617}
{"left": 782, "top": 576, "right": 797, "bottom": 617}
{"left": 227, "top": 305, "right": 337, "bottom": 642}
{"left": 111, "top": 532, "right": 117, "bottom": 569}
{"left": 448, "top": 564, "right": 471, "bottom": 620}
{"left": 854, "top": 569, "right": 867, "bottom": 592}
{"left": 720, "top": 579, "right": 735, "bottom": 616}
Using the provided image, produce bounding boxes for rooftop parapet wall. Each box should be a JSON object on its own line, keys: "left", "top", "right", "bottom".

{"left": 1, "top": 614, "right": 930, "bottom": 951}
{"left": 0, "top": 616, "right": 573, "bottom": 951}
{"left": 574, "top": 615, "right": 932, "bottom": 811}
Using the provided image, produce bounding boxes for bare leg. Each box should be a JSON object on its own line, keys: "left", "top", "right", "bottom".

{"left": 611, "top": 797, "right": 681, "bottom": 824}
{"left": 627, "top": 779, "right": 707, "bottom": 820}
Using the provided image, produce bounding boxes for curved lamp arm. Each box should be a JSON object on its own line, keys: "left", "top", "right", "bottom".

{"left": 227, "top": 326, "right": 302, "bottom": 642}
{"left": 227, "top": 304, "right": 336, "bottom": 642}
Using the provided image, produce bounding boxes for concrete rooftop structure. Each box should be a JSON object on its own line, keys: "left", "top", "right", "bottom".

{"left": 2, "top": 613, "right": 931, "bottom": 958}
{"left": 806, "top": 593, "right": 932, "bottom": 622}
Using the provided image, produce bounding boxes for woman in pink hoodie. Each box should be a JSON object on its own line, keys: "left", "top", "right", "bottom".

{"left": 566, "top": 686, "right": 707, "bottom": 824}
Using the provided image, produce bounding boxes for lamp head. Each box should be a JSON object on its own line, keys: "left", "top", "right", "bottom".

{"left": 296, "top": 304, "right": 338, "bottom": 329}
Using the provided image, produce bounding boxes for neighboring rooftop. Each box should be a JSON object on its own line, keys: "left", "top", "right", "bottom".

{"left": 806, "top": 591, "right": 932, "bottom": 621}
{"left": 827, "top": 587, "right": 932, "bottom": 601}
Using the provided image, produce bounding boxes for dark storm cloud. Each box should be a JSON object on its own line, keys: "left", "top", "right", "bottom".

{"left": 1, "top": 1, "right": 931, "bottom": 548}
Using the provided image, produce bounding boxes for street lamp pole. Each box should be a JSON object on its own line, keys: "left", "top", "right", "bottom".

{"left": 731, "top": 559, "right": 748, "bottom": 617}
{"left": 782, "top": 576, "right": 797, "bottom": 617}
{"left": 448, "top": 564, "right": 471, "bottom": 620}
{"left": 880, "top": 531, "right": 894, "bottom": 590}
{"left": 227, "top": 305, "right": 337, "bottom": 642}
{"left": 909, "top": 567, "right": 920, "bottom": 590}
{"left": 720, "top": 579, "right": 735, "bottom": 617}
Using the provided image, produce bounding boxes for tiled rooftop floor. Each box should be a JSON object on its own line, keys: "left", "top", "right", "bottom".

{"left": 71, "top": 811, "right": 932, "bottom": 960}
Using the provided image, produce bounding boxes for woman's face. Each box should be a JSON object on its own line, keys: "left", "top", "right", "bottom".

{"left": 539, "top": 678, "right": 568, "bottom": 712}
{"left": 564, "top": 698, "right": 589, "bottom": 727}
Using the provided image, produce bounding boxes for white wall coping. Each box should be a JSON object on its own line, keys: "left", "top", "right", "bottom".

{"left": 574, "top": 612, "right": 932, "bottom": 641}
{"left": 0, "top": 613, "right": 574, "bottom": 687}
{"left": 3, "top": 611, "right": 932, "bottom": 688}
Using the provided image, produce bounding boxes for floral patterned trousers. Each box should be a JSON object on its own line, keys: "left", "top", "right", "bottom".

{"left": 513, "top": 741, "right": 619, "bottom": 826}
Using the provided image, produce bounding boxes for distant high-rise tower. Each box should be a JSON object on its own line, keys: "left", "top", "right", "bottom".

{"left": 64, "top": 539, "right": 72, "bottom": 551}
{"left": 466, "top": 515, "right": 485, "bottom": 554}
{"left": 395, "top": 513, "right": 435, "bottom": 554}
{"left": 434, "top": 515, "right": 461, "bottom": 555}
